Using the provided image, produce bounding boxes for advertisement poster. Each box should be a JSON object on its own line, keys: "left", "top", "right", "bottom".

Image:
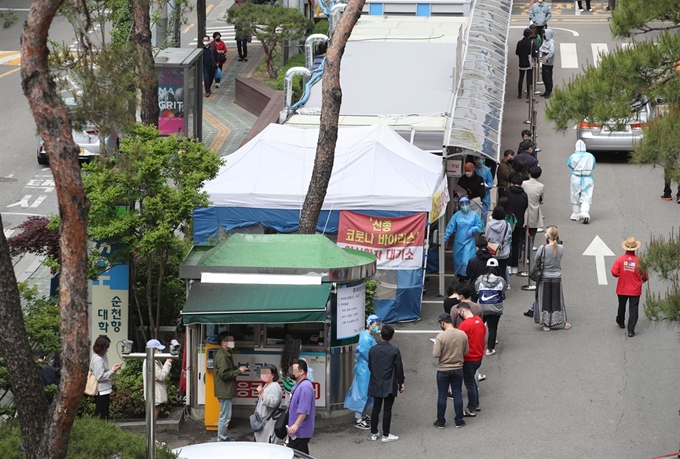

{"left": 90, "top": 242, "right": 129, "bottom": 367}
{"left": 430, "top": 178, "right": 450, "bottom": 223}
{"left": 337, "top": 211, "right": 427, "bottom": 270}
{"left": 336, "top": 283, "right": 365, "bottom": 339}
{"left": 158, "top": 68, "right": 185, "bottom": 135}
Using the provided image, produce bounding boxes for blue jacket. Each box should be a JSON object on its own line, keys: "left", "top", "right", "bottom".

{"left": 530, "top": 2, "right": 552, "bottom": 26}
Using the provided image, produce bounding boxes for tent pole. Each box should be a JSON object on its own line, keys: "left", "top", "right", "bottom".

{"left": 438, "top": 215, "right": 445, "bottom": 296}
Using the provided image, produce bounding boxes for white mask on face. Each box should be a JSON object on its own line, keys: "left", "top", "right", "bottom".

{"left": 203, "top": 41, "right": 210, "bottom": 46}
{"left": 227, "top": 342, "right": 235, "bottom": 349}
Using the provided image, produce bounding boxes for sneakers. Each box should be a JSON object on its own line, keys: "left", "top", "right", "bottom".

{"left": 588, "top": 8, "right": 593, "bottom": 11}
{"left": 371, "top": 433, "right": 380, "bottom": 441}
{"left": 524, "top": 309, "right": 534, "bottom": 317}
{"left": 570, "top": 213, "right": 580, "bottom": 220}
{"left": 485, "top": 349, "right": 496, "bottom": 356}
{"left": 478, "top": 373, "right": 487, "bottom": 381}
{"left": 579, "top": 7, "right": 584, "bottom": 11}
{"left": 433, "top": 420, "right": 446, "bottom": 429}
{"left": 382, "top": 434, "right": 399, "bottom": 443}
{"left": 581, "top": 213, "right": 590, "bottom": 224}
{"left": 215, "top": 83, "right": 220, "bottom": 88}
{"left": 355, "top": 419, "right": 370, "bottom": 430}
{"left": 455, "top": 421, "right": 466, "bottom": 428}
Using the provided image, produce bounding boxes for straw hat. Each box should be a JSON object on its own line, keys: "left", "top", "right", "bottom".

{"left": 621, "top": 237, "right": 641, "bottom": 251}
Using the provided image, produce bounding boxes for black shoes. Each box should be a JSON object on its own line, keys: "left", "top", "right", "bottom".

{"left": 541, "top": 93, "right": 551, "bottom": 98}
{"left": 524, "top": 309, "right": 534, "bottom": 317}
{"left": 628, "top": 331, "right": 635, "bottom": 337}
{"left": 518, "top": 93, "right": 522, "bottom": 99}
{"left": 616, "top": 320, "right": 625, "bottom": 329}
{"left": 455, "top": 421, "right": 466, "bottom": 428}
{"left": 433, "top": 421, "right": 445, "bottom": 429}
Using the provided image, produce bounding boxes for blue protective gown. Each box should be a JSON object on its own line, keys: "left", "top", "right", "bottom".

{"left": 444, "top": 210, "right": 483, "bottom": 276}
{"left": 567, "top": 148, "right": 596, "bottom": 211}
{"left": 475, "top": 164, "right": 494, "bottom": 222}
{"left": 343, "top": 330, "right": 376, "bottom": 413}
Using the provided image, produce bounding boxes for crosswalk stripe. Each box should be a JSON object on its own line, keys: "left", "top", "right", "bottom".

{"left": 591, "top": 43, "right": 608, "bottom": 67}
{"left": 560, "top": 43, "right": 579, "bottom": 69}
{"left": 188, "top": 26, "right": 260, "bottom": 44}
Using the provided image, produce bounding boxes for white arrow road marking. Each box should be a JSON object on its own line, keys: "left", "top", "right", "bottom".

{"left": 3, "top": 229, "right": 14, "bottom": 238}
{"left": 582, "top": 235, "right": 615, "bottom": 285}
{"left": 6, "top": 195, "right": 48, "bottom": 208}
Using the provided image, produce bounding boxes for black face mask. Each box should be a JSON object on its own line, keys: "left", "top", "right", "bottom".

{"left": 215, "top": 37, "right": 221, "bottom": 41}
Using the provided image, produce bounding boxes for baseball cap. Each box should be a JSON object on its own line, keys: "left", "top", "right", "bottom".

{"left": 437, "top": 313, "right": 452, "bottom": 323}
{"left": 146, "top": 339, "right": 166, "bottom": 351}
{"left": 486, "top": 258, "right": 499, "bottom": 267}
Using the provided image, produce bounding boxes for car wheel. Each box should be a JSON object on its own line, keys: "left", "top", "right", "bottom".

{"left": 37, "top": 151, "right": 48, "bottom": 165}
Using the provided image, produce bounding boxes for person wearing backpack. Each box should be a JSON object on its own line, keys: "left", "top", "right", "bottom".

{"left": 475, "top": 258, "right": 507, "bottom": 356}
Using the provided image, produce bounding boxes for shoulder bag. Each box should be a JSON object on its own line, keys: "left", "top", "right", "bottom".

{"left": 529, "top": 245, "right": 545, "bottom": 282}
{"left": 273, "top": 406, "right": 289, "bottom": 439}
{"left": 84, "top": 356, "right": 98, "bottom": 396}
{"left": 250, "top": 395, "right": 282, "bottom": 432}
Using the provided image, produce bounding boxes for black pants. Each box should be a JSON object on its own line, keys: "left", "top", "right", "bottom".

{"left": 510, "top": 225, "right": 525, "bottom": 268}
{"left": 215, "top": 60, "right": 225, "bottom": 83}
{"left": 484, "top": 315, "right": 500, "bottom": 351}
{"left": 518, "top": 68, "right": 533, "bottom": 97}
{"left": 236, "top": 39, "right": 248, "bottom": 59}
{"left": 94, "top": 393, "right": 110, "bottom": 420}
{"left": 577, "top": 0, "right": 591, "bottom": 8}
{"left": 542, "top": 64, "right": 554, "bottom": 95}
{"left": 616, "top": 295, "right": 640, "bottom": 332}
{"left": 287, "top": 437, "right": 310, "bottom": 454}
{"left": 370, "top": 394, "right": 395, "bottom": 436}
{"left": 203, "top": 66, "right": 215, "bottom": 94}
{"left": 536, "top": 25, "right": 545, "bottom": 39}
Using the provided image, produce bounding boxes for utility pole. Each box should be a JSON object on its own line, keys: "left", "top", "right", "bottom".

{"left": 197, "top": 0, "right": 206, "bottom": 48}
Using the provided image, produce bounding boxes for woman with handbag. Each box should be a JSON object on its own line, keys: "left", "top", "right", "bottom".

{"left": 484, "top": 206, "right": 512, "bottom": 287}
{"left": 533, "top": 226, "right": 571, "bottom": 331}
{"left": 253, "top": 364, "right": 283, "bottom": 443}
{"left": 91, "top": 335, "right": 122, "bottom": 420}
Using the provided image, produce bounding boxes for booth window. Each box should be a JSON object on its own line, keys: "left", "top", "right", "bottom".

{"left": 205, "top": 324, "right": 257, "bottom": 345}
{"left": 266, "top": 323, "right": 325, "bottom": 348}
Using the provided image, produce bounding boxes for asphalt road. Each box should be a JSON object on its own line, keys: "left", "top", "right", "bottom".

{"left": 299, "top": 17, "right": 680, "bottom": 459}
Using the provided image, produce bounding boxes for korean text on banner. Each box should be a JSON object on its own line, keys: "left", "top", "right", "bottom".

{"left": 337, "top": 211, "right": 427, "bottom": 270}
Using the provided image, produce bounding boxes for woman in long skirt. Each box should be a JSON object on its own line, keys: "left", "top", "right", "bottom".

{"left": 534, "top": 226, "right": 571, "bottom": 331}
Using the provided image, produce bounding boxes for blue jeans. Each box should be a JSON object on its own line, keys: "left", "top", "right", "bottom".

{"left": 436, "top": 369, "right": 463, "bottom": 426}
{"left": 462, "top": 361, "right": 481, "bottom": 412}
{"left": 217, "top": 398, "right": 232, "bottom": 441}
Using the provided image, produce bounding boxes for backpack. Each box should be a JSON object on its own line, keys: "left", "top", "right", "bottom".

{"left": 477, "top": 276, "right": 504, "bottom": 315}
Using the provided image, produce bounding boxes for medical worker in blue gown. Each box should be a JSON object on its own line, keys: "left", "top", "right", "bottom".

{"left": 344, "top": 314, "right": 381, "bottom": 429}
{"left": 444, "top": 197, "right": 483, "bottom": 279}
{"left": 567, "top": 139, "right": 596, "bottom": 224}
{"left": 474, "top": 156, "right": 494, "bottom": 224}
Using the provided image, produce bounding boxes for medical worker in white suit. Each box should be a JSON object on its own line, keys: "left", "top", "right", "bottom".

{"left": 567, "top": 140, "right": 596, "bottom": 224}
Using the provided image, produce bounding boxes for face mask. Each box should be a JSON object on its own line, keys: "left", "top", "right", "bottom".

{"left": 476, "top": 160, "right": 484, "bottom": 166}
{"left": 261, "top": 374, "right": 271, "bottom": 383}
{"left": 203, "top": 41, "right": 210, "bottom": 46}
{"left": 227, "top": 342, "right": 235, "bottom": 349}
{"left": 464, "top": 171, "right": 473, "bottom": 177}
{"left": 215, "top": 37, "right": 221, "bottom": 41}
{"left": 371, "top": 326, "right": 380, "bottom": 333}
{"left": 461, "top": 205, "right": 470, "bottom": 213}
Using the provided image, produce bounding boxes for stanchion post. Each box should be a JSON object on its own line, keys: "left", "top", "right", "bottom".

{"left": 521, "top": 233, "right": 537, "bottom": 291}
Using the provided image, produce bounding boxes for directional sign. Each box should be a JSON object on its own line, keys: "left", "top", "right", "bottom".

{"left": 582, "top": 235, "right": 615, "bottom": 285}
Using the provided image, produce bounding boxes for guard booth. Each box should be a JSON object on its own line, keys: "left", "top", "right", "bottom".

{"left": 155, "top": 48, "right": 203, "bottom": 140}
{"left": 179, "top": 234, "right": 377, "bottom": 423}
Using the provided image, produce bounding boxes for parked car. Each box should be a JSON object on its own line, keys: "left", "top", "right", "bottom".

{"left": 576, "top": 99, "right": 665, "bottom": 152}
{"left": 172, "top": 442, "right": 315, "bottom": 459}
{"left": 36, "top": 96, "right": 119, "bottom": 165}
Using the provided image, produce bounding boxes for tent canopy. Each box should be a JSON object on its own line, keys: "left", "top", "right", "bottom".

{"left": 203, "top": 124, "right": 446, "bottom": 213}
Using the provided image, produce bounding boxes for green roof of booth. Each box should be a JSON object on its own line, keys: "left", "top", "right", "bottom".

{"left": 180, "top": 234, "right": 377, "bottom": 282}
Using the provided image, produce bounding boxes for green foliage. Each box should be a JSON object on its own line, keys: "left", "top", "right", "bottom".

{"left": 108, "top": 359, "right": 178, "bottom": 419}
{"left": 0, "top": 287, "right": 61, "bottom": 418}
{"left": 642, "top": 230, "right": 680, "bottom": 321}
{"left": 228, "top": 3, "right": 313, "bottom": 78}
{"left": 544, "top": 2, "right": 680, "bottom": 183}
{"left": 314, "top": 19, "right": 329, "bottom": 36}
{"left": 83, "top": 124, "right": 222, "bottom": 335}
{"left": 365, "top": 278, "right": 380, "bottom": 316}
{"left": 0, "top": 417, "right": 178, "bottom": 459}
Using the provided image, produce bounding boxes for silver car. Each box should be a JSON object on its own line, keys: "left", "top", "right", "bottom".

{"left": 576, "top": 100, "right": 660, "bottom": 152}
{"left": 172, "top": 441, "right": 315, "bottom": 459}
{"left": 36, "top": 96, "right": 119, "bottom": 165}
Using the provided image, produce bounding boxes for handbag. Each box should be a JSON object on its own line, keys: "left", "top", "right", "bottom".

{"left": 487, "top": 241, "right": 500, "bottom": 255}
{"left": 529, "top": 245, "right": 545, "bottom": 282}
{"left": 216, "top": 52, "right": 227, "bottom": 63}
{"left": 273, "top": 407, "right": 289, "bottom": 439}
{"left": 215, "top": 67, "right": 223, "bottom": 79}
{"left": 250, "top": 397, "right": 282, "bottom": 432}
{"left": 84, "top": 357, "right": 98, "bottom": 396}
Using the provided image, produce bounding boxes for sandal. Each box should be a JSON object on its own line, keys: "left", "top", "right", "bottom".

{"left": 564, "top": 322, "right": 572, "bottom": 330}
{"left": 542, "top": 326, "right": 551, "bottom": 332}
{"left": 463, "top": 410, "right": 476, "bottom": 417}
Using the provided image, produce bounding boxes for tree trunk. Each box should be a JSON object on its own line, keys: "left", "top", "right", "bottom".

{"left": 18, "top": 0, "right": 92, "bottom": 457}
{"left": 133, "top": 0, "right": 159, "bottom": 126}
{"left": 297, "top": 0, "right": 365, "bottom": 234}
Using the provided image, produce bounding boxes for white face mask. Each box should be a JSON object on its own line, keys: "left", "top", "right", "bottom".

{"left": 203, "top": 41, "right": 210, "bottom": 46}
{"left": 464, "top": 171, "right": 473, "bottom": 177}
{"left": 227, "top": 342, "right": 235, "bottom": 349}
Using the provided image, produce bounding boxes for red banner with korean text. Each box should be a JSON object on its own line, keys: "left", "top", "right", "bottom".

{"left": 337, "top": 211, "right": 427, "bottom": 270}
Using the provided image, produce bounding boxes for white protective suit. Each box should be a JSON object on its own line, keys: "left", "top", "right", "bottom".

{"left": 567, "top": 140, "right": 596, "bottom": 223}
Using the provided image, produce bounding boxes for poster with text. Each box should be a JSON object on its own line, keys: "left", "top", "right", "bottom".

{"left": 90, "top": 242, "right": 129, "bottom": 367}
{"left": 337, "top": 211, "right": 427, "bottom": 270}
{"left": 158, "top": 68, "right": 185, "bottom": 135}
{"left": 336, "top": 283, "right": 365, "bottom": 339}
